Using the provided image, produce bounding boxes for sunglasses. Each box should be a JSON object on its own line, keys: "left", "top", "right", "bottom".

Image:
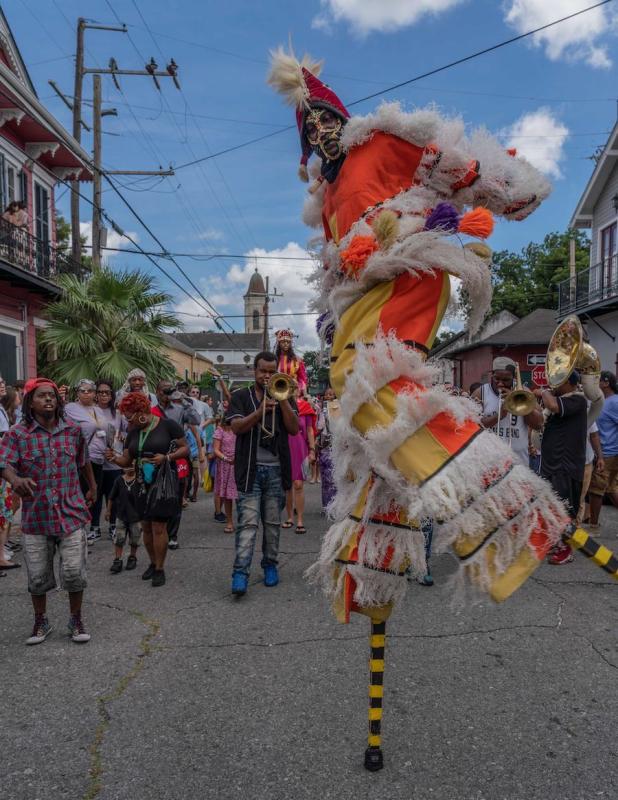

{"left": 97, "top": 390, "right": 112, "bottom": 395}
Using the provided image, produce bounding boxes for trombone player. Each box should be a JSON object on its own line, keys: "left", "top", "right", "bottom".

{"left": 472, "top": 356, "right": 543, "bottom": 467}
{"left": 226, "top": 351, "right": 299, "bottom": 597}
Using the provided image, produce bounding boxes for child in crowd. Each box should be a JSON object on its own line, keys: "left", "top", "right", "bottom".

{"left": 107, "top": 467, "right": 141, "bottom": 574}
{"left": 209, "top": 415, "right": 225, "bottom": 522}
{"left": 213, "top": 417, "right": 237, "bottom": 533}
{"left": 184, "top": 425, "right": 201, "bottom": 503}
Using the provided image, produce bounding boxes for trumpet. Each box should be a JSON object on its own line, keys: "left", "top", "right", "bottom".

{"left": 261, "top": 372, "right": 297, "bottom": 437}
{"left": 502, "top": 363, "right": 538, "bottom": 417}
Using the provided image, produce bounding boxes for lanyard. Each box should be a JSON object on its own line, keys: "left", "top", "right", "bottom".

{"left": 137, "top": 417, "right": 156, "bottom": 460}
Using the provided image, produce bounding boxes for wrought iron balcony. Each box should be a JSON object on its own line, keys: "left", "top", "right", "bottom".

{"left": 557, "top": 256, "right": 618, "bottom": 318}
{"left": 0, "top": 217, "right": 87, "bottom": 283}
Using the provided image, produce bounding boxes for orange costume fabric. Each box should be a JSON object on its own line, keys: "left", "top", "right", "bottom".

{"left": 306, "top": 123, "right": 568, "bottom": 622}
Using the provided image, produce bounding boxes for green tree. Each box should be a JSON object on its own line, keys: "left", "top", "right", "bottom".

{"left": 488, "top": 229, "right": 590, "bottom": 318}
{"left": 303, "top": 349, "right": 329, "bottom": 392}
{"left": 41, "top": 267, "right": 179, "bottom": 387}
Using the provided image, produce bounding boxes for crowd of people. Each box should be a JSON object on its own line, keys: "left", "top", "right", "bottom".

{"left": 471, "top": 356, "right": 617, "bottom": 565}
{"left": 2, "top": 347, "right": 614, "bottom": 646}
{"left": 0, "top": 354, "right": 338, "bottom": 644}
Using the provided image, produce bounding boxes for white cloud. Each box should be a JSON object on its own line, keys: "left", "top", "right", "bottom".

{"left": 174, "top": 242, "right": 321, "bottom": 352}
{"left": 504, "top": 0, "right": 615, "bottom": 69}
{"left": 503, "top": 108, "right": 569, "bottom": 179}
{"left": 79, "top": 221, "right": 140, "bottom": 255}
{"left": 313, "top": 0, "right": 464, "bottom": 35}
{"left": 196, "top": 227, "right": 224, "bottom": 242}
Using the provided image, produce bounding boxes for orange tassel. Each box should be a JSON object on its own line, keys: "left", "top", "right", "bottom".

{"left": 340, "top": 235, "right": 379, "bottom": 277}
{"left": 458, "top": 207, "right": 494, "bottom": 240}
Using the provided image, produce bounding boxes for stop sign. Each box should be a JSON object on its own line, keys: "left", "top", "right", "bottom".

{"left": 532, "top": 365, "right": 547, "bottom": 386}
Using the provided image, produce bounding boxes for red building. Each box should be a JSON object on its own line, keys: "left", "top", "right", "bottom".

{"left": 445, "top": 308, "right": 556, "bottom": 390}
{"left": 0, "top": 10, "right": 92, "bottom": 382}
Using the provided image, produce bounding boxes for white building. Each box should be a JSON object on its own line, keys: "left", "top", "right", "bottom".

{"left": 174, "top": 269, "right": 269, "bottom": 386}
{"left": 563, "top": 120, "right": 618, "bottom": 373}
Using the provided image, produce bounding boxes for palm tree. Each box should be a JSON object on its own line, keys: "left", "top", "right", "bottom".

{"left": 41, "top": 267, "right": 179, "bottom": 387}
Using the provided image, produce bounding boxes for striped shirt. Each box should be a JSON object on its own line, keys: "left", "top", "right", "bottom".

{"left": 0, "top": 418, "right": 90, "bottom": 537}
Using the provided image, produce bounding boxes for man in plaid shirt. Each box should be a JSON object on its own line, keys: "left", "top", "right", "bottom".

{"left": 0, "top": 378, "right": 97, "bottom": 645}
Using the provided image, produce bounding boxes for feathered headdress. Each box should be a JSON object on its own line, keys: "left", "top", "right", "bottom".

{"left": 267, "top": 46, "right": 349, "bottom": 181}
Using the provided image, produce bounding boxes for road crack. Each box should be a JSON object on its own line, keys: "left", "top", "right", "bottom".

{"left": 83, "top": 610, "right": 160, "bottom": 800}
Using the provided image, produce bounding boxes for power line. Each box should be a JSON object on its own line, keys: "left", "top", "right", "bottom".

{"left": 80, "top": 245, "right": 317, "bottom": 260}
{"left": 172, "top": 0, "right": 616, "bottom": 171}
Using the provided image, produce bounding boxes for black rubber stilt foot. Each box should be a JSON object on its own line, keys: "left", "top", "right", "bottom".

{"left": 364, "top": 746, "right": 384, "bottom": 771}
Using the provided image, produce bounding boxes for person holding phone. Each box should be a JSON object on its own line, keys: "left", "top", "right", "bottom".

{"left": 106, "top": 393, "right": 188, "bottom": 587}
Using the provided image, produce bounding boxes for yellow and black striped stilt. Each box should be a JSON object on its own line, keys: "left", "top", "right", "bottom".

{"left": 364, "top": 619, "right": 386, "bottom": 771}
{"left": 563, "top": 526, "right": 618, "bottom": 579}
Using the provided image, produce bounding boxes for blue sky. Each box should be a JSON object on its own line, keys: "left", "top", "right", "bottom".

{"left": 6, "top": 0, "right": 618, "bottom": 348}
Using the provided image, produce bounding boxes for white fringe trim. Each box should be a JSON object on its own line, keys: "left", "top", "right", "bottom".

{"left": 309, "top": 333, "right": 569, "bottom": 609}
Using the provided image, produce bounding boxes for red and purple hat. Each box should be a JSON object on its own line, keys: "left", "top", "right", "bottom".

{"left": 268, "top": 47, "right": 349, "bottom": 180}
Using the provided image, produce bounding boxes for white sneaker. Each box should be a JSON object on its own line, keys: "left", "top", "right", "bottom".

{"left": 26, "top": 617, "right": 53, "bottom": 645}
{"left": 68, "top": 616, "right": 91, "bottom": 643}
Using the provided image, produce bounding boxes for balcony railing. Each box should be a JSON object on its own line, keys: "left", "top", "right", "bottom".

{"left": 557, "top": 255, "right": 618, "bottom": 317}
{"left": 0, "top": 217, "right": 87, "bottom": 283}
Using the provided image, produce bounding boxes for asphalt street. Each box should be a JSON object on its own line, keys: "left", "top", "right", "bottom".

{"left": 2, "top": 484, "right": 617, "bottom": 800}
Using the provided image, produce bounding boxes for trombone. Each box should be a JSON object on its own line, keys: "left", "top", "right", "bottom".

{"left": 260, "top": 372, "right": 297, "bottom": 437}
{"left": 502, "top": 364, "right": 538, "bottom": 417}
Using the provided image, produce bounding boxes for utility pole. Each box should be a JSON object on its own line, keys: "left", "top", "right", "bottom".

{"left": 262, "top": 276, "right": 270, "bottom": 351}
{"left": 70, "top": 19, "right": 128, "bottom": 261}
{"left": 63, "top": 17, "right": 179, "bottom": 267}
{"left": 569, "top": 235, "right": 577, "bottom": 308}
{"left": 92, "top": 75, "right": 120, "bottom": 268}
{"left": 262, "top": 277, "right": 283, "bottom": 351}
{"left": 70, "top": 18, "right": 85, "bottom": 261}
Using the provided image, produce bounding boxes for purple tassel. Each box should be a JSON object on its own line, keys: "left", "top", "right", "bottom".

{"left": 317, "top": 312, "right": 335, "bottom": 346}
{"left": 424, "top": 202, "right": 460, "bottom": 233}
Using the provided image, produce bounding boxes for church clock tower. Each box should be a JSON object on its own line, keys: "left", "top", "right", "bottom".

{"left": 244, "top": 268, "right": 266, "bottom": 334}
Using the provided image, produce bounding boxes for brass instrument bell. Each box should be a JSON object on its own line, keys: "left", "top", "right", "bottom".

{"left": 546, "top": 315, "right": 601, "bottom": 390}
{"left": 502, "top": 363, "right": 538, "bottom": 417}
{"left": 261, "top": 372, "right": 296, "bottom": 437}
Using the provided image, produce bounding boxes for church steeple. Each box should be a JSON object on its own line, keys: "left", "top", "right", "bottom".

{"left": 244, "top": 268, "right": 266, "bottom": 333}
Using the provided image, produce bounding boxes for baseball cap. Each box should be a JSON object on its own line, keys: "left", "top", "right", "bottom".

{"left": 492, "top": 356, "right": 517, "bottom": 371}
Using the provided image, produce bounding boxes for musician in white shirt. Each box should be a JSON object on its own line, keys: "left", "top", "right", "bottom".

{"left": 472, "top": 356, "right": 543, "bottom": 467}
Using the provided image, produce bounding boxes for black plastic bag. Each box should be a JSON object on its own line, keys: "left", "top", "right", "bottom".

{"left": 145, "top": 459, "right": 179, "bottom": 519}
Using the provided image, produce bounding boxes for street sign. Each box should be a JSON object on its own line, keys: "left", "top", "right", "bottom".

{"left": 531, "top": 365, "right": 547, "bottom": 386}
{"left": 527, "top": 354, "right": 546, "bottom": 366}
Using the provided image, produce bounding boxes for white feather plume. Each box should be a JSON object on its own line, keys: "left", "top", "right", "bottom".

{"left": 267, "top": 46, "right": 323, "bottom": 109}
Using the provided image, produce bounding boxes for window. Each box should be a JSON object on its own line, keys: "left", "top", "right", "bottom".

{"left": 19, "top": 170, "right": 28, "bottom": 206}
{"left": 7, "top": 166, "right": 15, "bottom": 204}
{"left": 0, "top": 153, "right": 6, "bottom": 211}
{"left": 252, "top": 309, "right": 260, "bottom": 330}
{"left": 0, "top": 324, "right": 23, "bottom": 384}
{"left": 34, "top": 183, "right": 50, "bottom": 243}
{"left": 601, "top": 222, "right": 617, "bottom": 295}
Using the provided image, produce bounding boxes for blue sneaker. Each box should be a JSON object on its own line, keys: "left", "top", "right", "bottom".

{"left": 231, "top": 572, "right": 248, "bottom": 596}
{"left": 418, "top": 572, "right": 434, "bottom": 587}
{"left": 263, "top": 564, "right": 279, "bottom": 587}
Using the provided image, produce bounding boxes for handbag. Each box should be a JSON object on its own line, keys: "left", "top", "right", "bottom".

{"left": 202, "top": 469, "right": 213, "bottom": 493}
{"left": 145, "top": 458, "right": 180, "bottom": 519}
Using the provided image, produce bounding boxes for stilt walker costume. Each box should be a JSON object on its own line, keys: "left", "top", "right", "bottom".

{"left": 268, "top": 48, "right": 617, "bottom": 771}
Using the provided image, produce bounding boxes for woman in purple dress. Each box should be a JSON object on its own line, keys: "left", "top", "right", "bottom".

{"left": 316, "top": 387, "right": 338, "bottom": 512}
{"left": 283, "top": 393, "right": 316, "bottom": 534}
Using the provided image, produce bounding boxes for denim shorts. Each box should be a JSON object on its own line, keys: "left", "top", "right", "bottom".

{"left": 113, "top": 522, "right": 141, "bottom": 548}
{"left": 22, "top": 528, "right": 88, "bottom": 595}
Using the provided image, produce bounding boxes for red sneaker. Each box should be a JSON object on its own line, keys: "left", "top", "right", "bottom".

{"left": 548, "top": 543, "right": 574, "bottom": 565}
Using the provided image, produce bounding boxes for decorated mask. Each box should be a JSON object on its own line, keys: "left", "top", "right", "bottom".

{"left": 304, "top": 107, "right": 345, "bottom": 162}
